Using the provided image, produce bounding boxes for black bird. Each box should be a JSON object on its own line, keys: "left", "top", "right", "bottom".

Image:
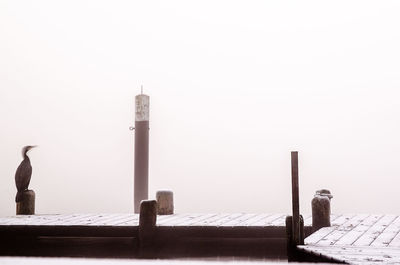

{"left": 15, "top": 145, "right": 37, "bottom": 203}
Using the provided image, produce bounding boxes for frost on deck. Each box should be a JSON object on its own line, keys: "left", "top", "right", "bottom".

{"left": 298, "top": 214, "right": 400, "bottom": 264}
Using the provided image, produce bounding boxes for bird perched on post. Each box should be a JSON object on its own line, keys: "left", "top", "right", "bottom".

{"left": 15, "top": 145, "right": 37, "bottom": 203}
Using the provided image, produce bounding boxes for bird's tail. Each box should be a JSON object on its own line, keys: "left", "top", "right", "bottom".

{"left": 15, "top": 191, "right": 23, "bottom": 203}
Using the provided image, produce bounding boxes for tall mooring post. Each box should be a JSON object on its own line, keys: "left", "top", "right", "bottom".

{"left": 286, "top": 151, "right": 305, "bottom": 261}
{"left": 134, "top": 92, "right": 150, "bottom": 213}
{"left": 291, "top": 151, "right": 301, "bottom": 245}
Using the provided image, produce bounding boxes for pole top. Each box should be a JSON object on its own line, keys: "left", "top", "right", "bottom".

{"left": 135, "top": 93, "right": 149, "bottom": 121}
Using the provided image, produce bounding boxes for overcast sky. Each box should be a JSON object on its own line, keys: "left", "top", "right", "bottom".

{"left": 1, "top": 0, "right": 400, "bottom": 216}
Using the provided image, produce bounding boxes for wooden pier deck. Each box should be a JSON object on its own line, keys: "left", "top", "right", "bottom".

{"left": 298, "top": 214, "right": 400, "bottom": 264}
{"left": 0, "top": 213, "right": 313, "bottom": 238}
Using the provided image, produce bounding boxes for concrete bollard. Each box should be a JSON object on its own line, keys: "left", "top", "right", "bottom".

{"left": 139, "top": 200, "right": 157, "bottom": 248}
{"left": 312, "top": 189, "right": 333, "bottom": 232}
{"left": 16, "top": 190, "right": 35, "bottom": 215}
{"left": 156, "top": 190, "right": 174, "bottom": 215}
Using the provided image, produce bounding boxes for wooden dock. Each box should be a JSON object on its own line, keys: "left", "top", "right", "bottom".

{"left": 298, "top": 214, "right": 400, "bottom": 264}
{"left": 0, "top": 213, "right": 317, "bottom": 259}
{"left": 5, "top": 213, "right": 400, "bottom": 264}
{"left": 0, "top": 213, "right": 313, "bottom": 238}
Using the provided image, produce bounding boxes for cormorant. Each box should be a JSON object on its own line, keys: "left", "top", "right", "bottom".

{"left": 15, "top": 145, "right": 37, "bottom": 203}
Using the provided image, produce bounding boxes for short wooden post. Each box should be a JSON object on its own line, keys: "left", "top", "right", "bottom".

{"left": 139, "top": 200, "right": 157, "bottom": 248}
{"left": 312, "top": 189, "right": 332, "bottom": 232}
{"left": 16, "top": 190, "right": 35, "bottom": 215}
{"left": 156, "top": 190, "right": 174, "bottom": 215}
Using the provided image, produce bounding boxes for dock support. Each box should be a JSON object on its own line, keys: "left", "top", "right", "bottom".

{"left": 312, "top": 189, "right": 332, "bottom": 232}
{"left": 134, "top": 93, "right": 150, "bottom": 213}
{"left": 139, "top": 200, "right": 157, "bottom": 248}
{"left": 16, "top": 190, "right": 35, "bottom": 215}
{"left": 156, "top": 190, "right": 174, "bottom": 215}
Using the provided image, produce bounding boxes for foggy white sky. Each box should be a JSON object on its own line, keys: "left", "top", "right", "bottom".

{"left": 1, "top": 0, "right": 400, "bottom": 216}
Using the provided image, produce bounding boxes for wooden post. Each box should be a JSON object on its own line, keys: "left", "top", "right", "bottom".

{"left": 16, "top": 190, "right": 35, "bottom": 215}
{"left": 312, "top": 189, "right": 332, "bottom": 232}
{"left": 134, "top": 93, "right": 150, "bottom": 213}
{"left": 139, "top": 200, "right": 157, "bottom": 248}
{"left": 291, "top": 151, "right": 301, "bottom": 245}
{"left": 156, "top": 190, "right": 174, "bottom": 215}
{"left": 286, "top": 214, "right": 305, "bottom": 261}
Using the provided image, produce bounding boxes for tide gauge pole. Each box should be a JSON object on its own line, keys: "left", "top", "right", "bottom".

{"left": 134, "top": 88, "right": 150, "bottom": 213}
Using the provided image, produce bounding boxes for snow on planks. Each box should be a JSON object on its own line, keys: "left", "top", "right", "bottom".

{"left": 299, "top": 214, "right": 400, "bottom": 264}
{"left": 0, "top": 213, "right": 313, "bottom": 238}
{"left": 0, "top": 213, "right": 313, "bottom": 227}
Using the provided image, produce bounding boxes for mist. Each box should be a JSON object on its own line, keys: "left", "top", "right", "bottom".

{"left": 1, "top": 0, "right": 400, "bottom": 216}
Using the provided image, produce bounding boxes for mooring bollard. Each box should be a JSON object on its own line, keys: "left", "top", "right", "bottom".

{"left": 312, "top": 189, "right": 333, "bottom": 232}
{"left": 139, "top": 200, "right": 157, "bottom": 248}
{"left": 156, "top": 190, "right": 174, "bottom": 215}
{"left": 16, "top": 190, "right": 35, "bottom": 215}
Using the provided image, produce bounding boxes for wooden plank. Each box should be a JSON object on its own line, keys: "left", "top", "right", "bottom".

{"left": 300, "top": 245, "right": 400, "bottom": 256}
{"left": 0, "top": 217, "right": 19, "bottom": 225}
{"left": 89, "top": 214, "right": 126, "bottom": 225}
{"left": 209, "top": 213, "right": 245, "bottom": 226}
{"left": 220, "top": 213, "right": 257, "bottom": 226}
{"left": 46, "top": 214, "right": 89, "bottom": 225}
{"left": 353, "top": 214, "right": 397, "bottom": 247}
{"left": 157, "top": 214, "right": 191, "bottom": 225}
{"left": 0, "top": 225, "right": 138, "bottom": 237}
{"left": 271, "top": 214, "right": 289, "bottom": 226}
{"left": 237, "top": 213, "right": 271, "bottom": 226}
{"left": 389, "top": 229, "right": 400, "bottom": 248}
{"left": 251, "top": 213, "right": 285, "bottom": 226}
{"left": 49, "top": 214, "right": 100, "bottom": 225}
{"left": 372, "top": 216, "right": 400, "bottom": 247}
{"left": 157, "top": 225, "right": 286, "bottom": 239}
{"left": 305, "top": 214, "right": 353, "bottom": 245}
{"left": 165, "top": 214, "right": 206, "bottom": 226}
{"left": 155, "top": 213, "right": 188, "bottom": 225}
{"left": 327, "top": 214, "right": 340, "bottom": 225}
{"left": 94, "top": 214, "right": 133, "bottom": 224}
{"left": 175, "top": 213, "right": 218, "bottom": 226}
{"left": 96, "top": 214, "right": 134, "bottom": 225}
{"left": 154, "top": 213, "right": 181, "bottom": 224}
{"left": 191, "top": 213, "right": 231, "bottom": 226}
{"left": 0, "top": 215, "right": 56, "bottom": 225}
{"left": 67, "top": 214, "right": 106, "bottom": 225}
{"left": 301, "top": 213, "right": 339, "bottom": 228}
{"left": 317, "top": 214, "right": 369, "bottom": 246}
{"left": 335, "top": 214, "right": 382, "bottom": 246}
{"left": 298, "top": 245, "right": 400, "bottom": 264}
{"left": 116, "top": 217, "right": 139, "bottom": 226}
{"left": 0, "top": 256, "right": 290, "bottom": 264}
{"left": 39, "top": 214, "right": 85, "bottom": 225}
{"left": 107, "top": 215, "right": 138, "bottom": 225}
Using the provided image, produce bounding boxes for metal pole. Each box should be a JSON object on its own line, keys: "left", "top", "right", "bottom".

{"left": 291, "top": 151, "right": 300, "bottom": 245}
{"left": 134, "top": 93, "right": 149, "bottom": 213}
